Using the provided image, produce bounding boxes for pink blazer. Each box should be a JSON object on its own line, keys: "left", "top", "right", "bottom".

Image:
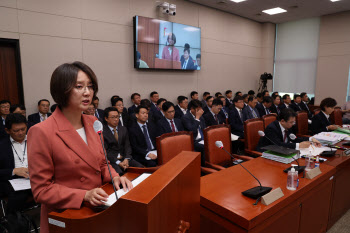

{"left": 161, "top": 46, "right": 180, "bottom": 62}
{"left": 27, "top": 107, "right": 118, "bottom": 233}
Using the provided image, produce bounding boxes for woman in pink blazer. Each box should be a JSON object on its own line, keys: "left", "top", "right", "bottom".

{"left": 161, "top": 33, "right": 180, "bottom": 62}
{"left": 27, "top": 62, "right": 133, "bottom": 233}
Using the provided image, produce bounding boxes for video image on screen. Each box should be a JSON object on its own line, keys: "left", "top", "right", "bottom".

{"left": 134, "top": 16, "right": 201, "bottom": 70}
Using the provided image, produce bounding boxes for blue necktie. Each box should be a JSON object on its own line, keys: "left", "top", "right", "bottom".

{"left": 142, "top": 125, "right": 153, "bottom": 151}
{"left": 198, "top": 125, "right": 204, "bottom": 140}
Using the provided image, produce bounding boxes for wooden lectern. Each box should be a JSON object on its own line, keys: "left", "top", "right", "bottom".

{"left": 48, "top": 151, "right": 201, "bottom": 233}
{"left": 154, "top": 58, "right": 181, "bottom": 69}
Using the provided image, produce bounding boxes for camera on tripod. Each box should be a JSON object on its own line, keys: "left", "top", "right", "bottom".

{"left": 258, "top": 72, "right": 273, "bottom": 92}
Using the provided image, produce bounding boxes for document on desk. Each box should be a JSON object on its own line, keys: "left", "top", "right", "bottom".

{"left": 299, "top": 146, "right": 333, "bottom": 156}
{"left": 104, "top": 173, "right": 152, "bottom": 206}
{"left": 9, "top": 178, "right": 31, "bottom": 191}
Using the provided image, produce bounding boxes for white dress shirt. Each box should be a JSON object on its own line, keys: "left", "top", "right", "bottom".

{"left": 10, "top": 136, "right": 28, "bottom": 169}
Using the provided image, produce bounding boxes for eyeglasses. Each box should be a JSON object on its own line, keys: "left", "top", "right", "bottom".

{"left": 108, "top": 116, "right": 120, "bottom": 119}
{"left": 75, "top": 85, "right": 94, "bottom": 93}
{"left": 0, "top": 105, "right": 10, "bottom": 109}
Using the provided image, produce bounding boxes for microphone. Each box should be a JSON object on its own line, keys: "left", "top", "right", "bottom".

{"left": 258, "top": 130, "right": 277, "bottom": 146}
{"left": 215, "top": 141, "right": 272, "bottom": 199}
{"left": 289, "top": 134, "right": 296, "bottom": 140}
{"left": 93, "top": 120, "right": 119, "bottom": 202}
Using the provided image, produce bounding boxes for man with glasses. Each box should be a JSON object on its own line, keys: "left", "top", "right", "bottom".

{"left": 103, "top": 107, "right": 143, "bottom": 175}
{"left": 242, "top": 96, "right": 260, "bottom": 121}
{"left": 257, "top": 108, "right": 321, "bottom": 151}
{"left": 112, "top": 97, "right": 131, "bottom": 128}
{"left": 228, "top": 96, "right": 245, "bottom": 139}
{"left": 28, "top": 99, "right": 51, "bottom": 127}
{"left": 0, "top": 100, "right": 11, "bottom": 139}
{"left": 157, "top": 101, "right": 184, "bottom": 135}
{"left": 203, "top": 99, "right": 225, "bottom": 126}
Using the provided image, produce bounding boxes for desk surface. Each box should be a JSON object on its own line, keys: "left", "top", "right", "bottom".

{"left": 200, "top": 157, "right": 336, "bottom": 231}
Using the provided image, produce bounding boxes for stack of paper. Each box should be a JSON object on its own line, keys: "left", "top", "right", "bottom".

{"left": 313, "top": 132, "right": 346, "bottom": 145}
{"left": 334, "top": 128, "right": 350, "bottom": 135}
{"left": 262, "top": 150, "right": 296, "bottom": 164}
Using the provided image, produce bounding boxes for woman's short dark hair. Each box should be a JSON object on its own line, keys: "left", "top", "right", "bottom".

{"left": 5, "top": 113, "right": 27, "bottom": 130}
{"left": 320, "top": 97, "right": 337, "bottom": 111}
{"left": 184, "top": 43, "right": 190, "bottom": 54}
{"left": 50, "top": 61, "right": 98, "bottom": 108}
{"left": 167, "top": 33, "right": 176, "bottom": 45}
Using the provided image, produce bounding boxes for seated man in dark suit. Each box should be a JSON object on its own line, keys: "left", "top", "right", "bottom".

{"left": 0, "top": 100, "right": 11, "bottom": 139}
{"left": 157, "top": 101, "right": 184, "bottom": 135}
{"left": 256, "top": 96, "right": 273, "bottom": 117}
{"left": 190, "top": 91, "right": 198, "bottom": 101}
{"left": 225, "top": 90, "right": 233, "bottom": 109}
{"left": 279, "top": 94, "right": 291, "bottom": 111}
{"left": 256, "top": 93, "right": 263, "bottom": 106}
{"left": 27, "top": 99, "right": 51, "bottom": 127}
{"left": 92, "top": 96, "right": 104, "bottom": 119}
{"left": 228, "top": 96, "right": 245, "bottom": 138}
{"left": 203, "top": 99, "right": 225, "bottom": 126}
{"left": 10, "top": 104, "right": 26, "bottom": 118}
{"left": 300, "top": 92, "right": 313, "bottom": 119}
{"left": 257, "top": 108, "right": 321, "bottom": 151}
{"left": 203, "top": 96, "right": 214, "bottom": 114}
{"left": 242, "top": 96, "right": 260, "bottom": 121}
{"left": 112, "top": 97, "right": 131, "bottom": 128}
{"left": 201, "top": 92, "right": 210, "bottom": 109}
{"left": 181, "top": 99, "right": 206, "bottom": 166}
{"left": 174, "top": 96, "right": 188, "bottom": 119}
{"left": 218, "top": 96, "right": 229, "bottom": 120}
{"left": 242, "top": 94, "right": 249, "bottom": 109}
{"left": 0, "top": 113, "right": 33, "bottom": 214}
{"left": 128, "top": 105, "right": 158, "bottom": 167}
{"left": 270, "top": 95, "right": 281, "bottom": 116}
{"left": 290, "top": 94, "right": 303, "bottom": 112}
{"left": 150, "top": 91, "right": 160, "bottom": 113}
{"left": 311, "top": 97, "right": 340, "bottom": 135}
{"left": 262, "top": 90, "right": 270, "bottom": 97}
{"left": 110, "top": 95, "right": 127, "bottom": 114}
{"left": 103, "top": 107, "right": 143, "bottom": 175}
{"left": 153, "top": 98, "right": 167, "bottom": 122}
{"left": 215, "top": 92, "right": 222, "bottom": 98}
{"left": 128, "top": 93, "right": 141, "bottom": 116}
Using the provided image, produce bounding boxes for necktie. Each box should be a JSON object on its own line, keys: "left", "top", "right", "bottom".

{"left": 41, "top": 114, "right": 46, "bottom": 121}
{"left": 183, "top": 60, "right": 187, "bottom": 69}
{"left": 95, "top": 110, "right": 99, "bottom": 118}
{"left": 239, "top": 109, "right": 243, "bottom": 122}
{"left": 277, "top": 106, "right": 280, "bottom": 115}
{"left": 113, "top": 128, "right": 118, "bottom": 143}
{"left": 198, "top": 125, "right": 204, "bottom": 140}
{"left": 297, "top": 104, "right": 301, "bottom": 110}
{"left": 223, "top": 109, "right": 228, "bottom": 118}
{"left": 265, "top": 107, "right": 270, "bottom": 115}
{"left": 283, "top": 130, "right": 288, "bottom": 143}
{"left": 142, "top": 125, "right": 153, "bottom": 151}
{"left": 252, "top": 109, "right": 257, "bottom": 118}
{"left": 214, "top": 114, "right": 219, "bottom": 124}
{"left": 170, "top": 120, "right": 176, "bottom": 132}
{"left": 2, "top": 118, "right": 4, "bottom": 125}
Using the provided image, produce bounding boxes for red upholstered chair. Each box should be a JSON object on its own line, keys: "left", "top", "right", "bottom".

{"left": 244, "top": 119, "right": 264, "bottom": 157}
{"left": 330, "top": 107, "right": 342, "bottom": 126}
{"left": 313, "top": 108, "right": 321, "bottom": 116}
{"left": 308, "top": 105, "right": 320, "bottom": 114}
{"left": 203, "top": 124, "right": 253, "bottom": 170}
{"left": 262, "top": 113, "right": 277, "bottom": 129}
{"left": 156, "top": 131, "right": 216, "bottom": 174}
{"left": 296, "top": 111, "right": 310, "bottom": 137}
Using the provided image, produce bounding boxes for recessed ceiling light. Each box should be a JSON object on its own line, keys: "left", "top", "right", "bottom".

{"left": 330, "top": 0, "right": 341, "bottom": 2}
{"left": 230, "top": 0, "right": 247, "bottom": 3}
{"left": 262, "top": 7, "right": 287, "bottom": 15}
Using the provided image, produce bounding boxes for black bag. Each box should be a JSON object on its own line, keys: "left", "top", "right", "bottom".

{"left": 0, "top": 211, "right": 38, "bottom": 233}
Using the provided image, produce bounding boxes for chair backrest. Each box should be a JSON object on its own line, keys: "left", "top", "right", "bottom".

{"left": 330, "top": 107, "right": 342, "bottom": 125}
{"left": 156, "top": 131, "right": 194, "bottom": 165}
{"left": 308, "top": 105, "right": 320, "bottom": 114}
{"left": 314, "top": 108, "right": 321, "bottom": 116}
{"left": 262, "top": 114, "right": 277, "bottom": 129}
{"left": 203, "top": 124, "right": 231, "bottom": 165}
{"left": 296, "top": 111, "right": 308, "bottom": 135}
{"left": 244, "top": 119, "right": 264, "bottom": 151}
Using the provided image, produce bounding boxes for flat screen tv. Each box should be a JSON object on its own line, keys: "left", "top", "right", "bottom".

{"left": 134, "top": 16, "right": 201, "bottom": 70}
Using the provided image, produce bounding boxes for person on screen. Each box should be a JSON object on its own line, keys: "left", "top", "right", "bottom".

{"left": 181, "top": 44, "right": 195, "bottom": 70}
{"left": 136, "top": 51, "right": 149, "bottom": 68}
{"left": 161, "top": 33, "right": 180, "bottom": 62}
{"left": 180, "top": 43, "right": 193, "bottom": 65}
{"left": 27, "top": 62, "right": 133, "bottom": 233}
{"left": 194, "top": 54, "right": 201, "bottom": 70}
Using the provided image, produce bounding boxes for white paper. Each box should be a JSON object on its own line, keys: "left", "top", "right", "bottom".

{"left": 299, "top": 146, "right": 334, "bottom": 156}
{"left": 198, "top": 140, "right": 204, "bottom": 145}
{"left": 313, "top": 132, "right": 346, "bottom": 145}
{"left": 104, "top": 173, "right": 152, "bottom": 206}
{"left": 9, "top": 178, "right": 31, "bottom": 191}
{"left": 231, "top": 134, "right": 239, "bottom": 141}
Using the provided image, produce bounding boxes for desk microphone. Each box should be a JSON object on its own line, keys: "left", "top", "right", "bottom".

{"left": 93, "top": 120, "right": 119, "bottom": 202}
{"left": 258, "top": 130, "right": 277, "bottom": 146}
{"left": 215, "top": 141, "right": 272, "bottom": 199}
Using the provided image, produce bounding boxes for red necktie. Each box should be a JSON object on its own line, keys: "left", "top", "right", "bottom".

{"left": 283, "top": 130, "right": 288, "bottom": 143}
{"left": 170, "top": 120, "right": 176, "bottom": 132}
{"left": 214, "top": 114, "right": 219, "bottom": 124}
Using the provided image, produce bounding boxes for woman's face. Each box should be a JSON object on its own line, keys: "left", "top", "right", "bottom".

{"left": 167, "top": 34, "right": 174, "bottom": 46}
{"left": 67, "top": 71, "right": 94, "bottom": 112}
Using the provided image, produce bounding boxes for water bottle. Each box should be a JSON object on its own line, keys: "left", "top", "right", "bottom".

{"left": 287, "top": 165, "right": 298, "bottom": 191}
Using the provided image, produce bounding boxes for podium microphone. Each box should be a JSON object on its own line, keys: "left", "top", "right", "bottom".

{"left": 215, "top": 141, "right": 272, "bottom": 199}
{"left": 285, "top": 133, "right": 305, "bottom": 173}
{"left": 258, "top": 130, "right": 277, "bottom": 146}
{"left": 93, "top": 120, "right": 119, "bottom": 202}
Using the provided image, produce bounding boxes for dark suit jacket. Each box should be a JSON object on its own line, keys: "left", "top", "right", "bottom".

{"left": 157, "top": 117, "right": 184, "bottom": 135}
{"left": 225, "top": 98, "right": 233, "bottom": 109}
{"left": 279, "top": 103, "right": 289, "bottom": 111}
{"left": 181, "top": 58, "right": 195, "bottom": 70}
{"left": 300, "top": 102, "right": 313, "bottom": 119}
{"left": 181, "top": 111, "right": 206, "bottom": 142}
{"left": 228, "top": 107, "right": 244, "bottom": 138}
{"left": 242, "top": 106, "right": 260, "bottom": 122}
{"left": 95, "top": 109, "right": 104, "bottom": 119}
{"left": 270, "top": 104, "right": 281, "bottom": 115}
{"left": 174, "top": 105, "right": 186, "bottom": 119}
{"left": 103, "top": 124, "right": 133, "bottom": 170}
{"left": 28, "top": 112, "right": 52, "bottom": 125}
{"left": 0, "top": 136, "right": 17, "bottom": 182}
{"left": 0, "top": 122, "right": 7, "bottom": 140}
{"left": 203, "top": 106, "right": 210, "bottom": 114}
{"left": 311, "top": 112, "right": 330, "bottom": 135}
{"left": 203, "top": 111, "right": 225, "bottom": 127}
{"left": 128, "top": 105, "right": 137, "bottom": 116}
{"left": 118, "top": 111, "right": 131, "bottom": 128}
{"left": 128, "top": 121, "right": 158, "bottom": 163}
{"left": 290, "top": 102, "right": 302, "bottom": 112}
{"left": 256, "top": 120, "right": 309, "bottom": 151}
{"left": 256, "top": 104, "right": 270, "bottom": 117}
{"left": 219, "top": 107, "right": 229, "bottom": 120}
{"left": 150, "top": 104, "right": 164, "bottom": 123}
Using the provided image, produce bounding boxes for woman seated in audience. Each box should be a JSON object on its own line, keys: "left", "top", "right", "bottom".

{"left": 310, "top": 97, "right": 340, "bottom": 135}
{"left": 27, "top": 61, "right": 133, "bottom": 233}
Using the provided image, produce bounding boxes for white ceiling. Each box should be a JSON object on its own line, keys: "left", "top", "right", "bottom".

{"left": 187, "top": 0, "right": 350, "bottom": 23}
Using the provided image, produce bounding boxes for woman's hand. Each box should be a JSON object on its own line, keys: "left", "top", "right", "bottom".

{"left": 84, "top": 188, "right": 108, "bottom": 206}
{"left": 113, "top": 176, "right": 133, "bottom": 192}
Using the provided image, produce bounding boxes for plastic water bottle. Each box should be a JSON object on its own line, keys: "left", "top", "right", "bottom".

{"left": 287, "top": 165, "right": 298, "bottom": 191}
{"left": 305, "top": 149, "right": 315, "bottom": 172}
{"left": 315, "top": 156, "right": 320, "bottom": 168}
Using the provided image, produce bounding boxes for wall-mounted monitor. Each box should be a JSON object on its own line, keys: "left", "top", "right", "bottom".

{"left": 134, "top": 16, "right": 201, "bottom": 70}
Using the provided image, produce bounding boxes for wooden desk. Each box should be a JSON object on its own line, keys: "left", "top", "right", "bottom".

{"left": 325, "top": 143, "right": 350, "bottom": 229}
{"left": 200, "top": 157, "right": 336, "bottom": 233}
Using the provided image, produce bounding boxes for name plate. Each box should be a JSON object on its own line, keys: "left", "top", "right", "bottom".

{"left": 305, "top": 167, "right": 322, "bottom": 180}
{"left": 261, "top": 187, "right": 284, "bottom": 206}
